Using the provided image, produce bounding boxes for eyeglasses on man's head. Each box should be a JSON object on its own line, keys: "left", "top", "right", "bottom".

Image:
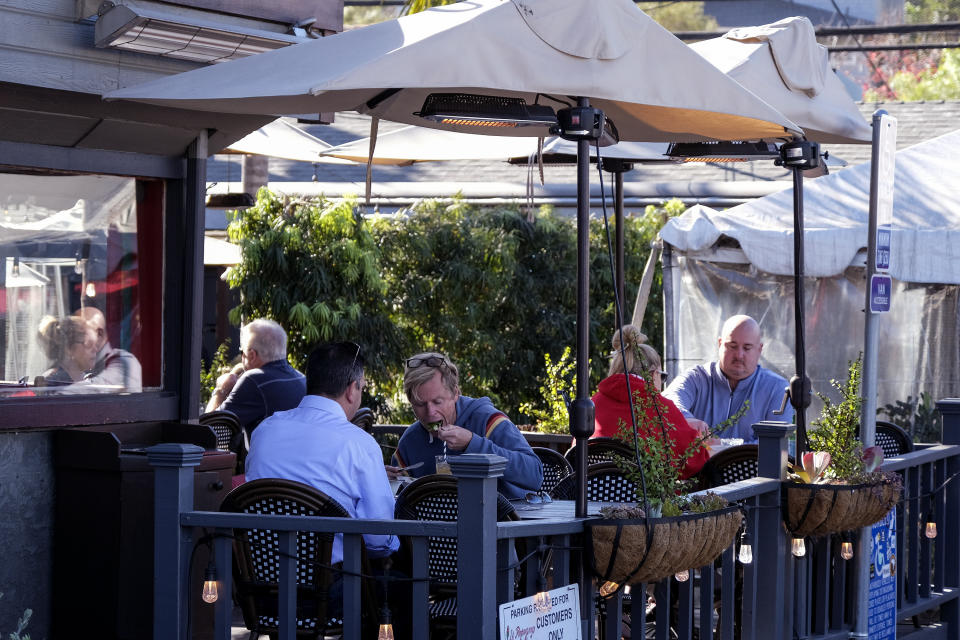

{"left": 405, "top": 355, "right": 448, "bottom": 370}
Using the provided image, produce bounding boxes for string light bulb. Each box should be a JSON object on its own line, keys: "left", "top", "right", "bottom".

{"left": 841, "top": 541, "right": 854, "bottom": 560}
{"left": 202, "top": 561, "right": 218, "bottom": 603}
{"left": 534, "top": 575, "right": 552, "bottom": 612}
{"left": 738, "top": 530, "right": 753, "bottom": 564}
{"left": 926, "top": 520, "right": 938, "bottom": 539}
{"left": 674, "top": 570, "right": 690, "bottom": 582}
{"left": 377, "top": 605, "right": 395, "bottom": 640}
{"left": 598, "top": 581, "right": 620, "bottom": 597}
{"left": 791, "top": 537, "right": 806, "bottom": 557}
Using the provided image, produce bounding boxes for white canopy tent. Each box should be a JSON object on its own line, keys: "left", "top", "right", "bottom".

{"left": 655, "top": 129, "right": 960, "bottom": 425}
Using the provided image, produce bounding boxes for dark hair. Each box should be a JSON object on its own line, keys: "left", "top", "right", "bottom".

{"left": 305, "top": 342, "right": 364, "bottom": 397}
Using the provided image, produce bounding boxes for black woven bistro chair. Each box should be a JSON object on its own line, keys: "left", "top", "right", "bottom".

{"left": 350, "top": 407, "right": 376, "bottom": 432}
{"left": 874, "top": 420, "right": 914, "bottom": 457}
{"left": 220, "top": 478, "right": 378, "bottom": 639}
{"left": 549, "top": 461, "right": 640, "bottom": 502}
{"left": 200, "top": 409, "right": 246, "bottom": 473}
{"left": 564, "top": 437, "right": 639, "bottom": 471}
{"left": 696, "top": 445, "right": 760, "bottom": 490}
{"left": 532, "top": 446, "right": 574, "bottom": 494}
{"left": 393, "top": 474, "right": 521, "bottom": 637}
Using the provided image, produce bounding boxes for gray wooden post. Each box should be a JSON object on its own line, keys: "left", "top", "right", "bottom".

{"left": 936, "top": 399, "right": 960, "bottom": 634}
{"left": 753, "top": 421, "right": 793, "bottom": 640}
{"left": 147, "top": 443, "right": 204, "bottom": 640}
{"left": 450, "top": 453, "right": 507, "bottom": 640}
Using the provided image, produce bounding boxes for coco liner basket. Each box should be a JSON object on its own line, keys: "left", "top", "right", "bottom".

{"left": 586, "top": 506, "right": 742, "bottom": 586}
{"left": 784, "top": 479, "right": 901, "bottom": 537}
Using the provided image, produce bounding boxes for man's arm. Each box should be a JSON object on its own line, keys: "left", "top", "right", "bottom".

{"left": 206, "top": 363, "right": 244, "bottom": 412}
{"left": 356, "top": 439, "right": 400, "bottom": 558}
{"left": 218, "top": 372, "right": 267, "bottom": 432}
{"left": 661, "top": 366, "right": 706, "bottom": 422}
{"left": 462, "top": 414, "right": 543, "bottom": 491}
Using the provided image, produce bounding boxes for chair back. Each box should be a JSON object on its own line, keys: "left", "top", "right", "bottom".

{"left": 351, "top": 407, "right": 375, "bottom": 432}
{"left": 532, "top": 447, "right": 573, "bottom": 494}
{"left": 564, "top": 437, "right": 638, "bottom": 469}
{"left": 875, "top": 420, "right": 914, "bottom": 457}
{"left": 220, "top": 478, "right": 373, "bottom": 638}
{"left": 549, "top": 461, "right": 640, "bottom": 502}
{"left": 697, "top": 445, "right": 759, "bottom": 490}
{"left": 199, "top": 409, "right": 242, "bottom": 451}
{"left": 394, "top": 474, "right": 518, "bottom": 597}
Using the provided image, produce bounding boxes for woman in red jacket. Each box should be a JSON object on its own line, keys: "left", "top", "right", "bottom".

{"left": 592, "top": 325, "right": 708, "bottom": 480}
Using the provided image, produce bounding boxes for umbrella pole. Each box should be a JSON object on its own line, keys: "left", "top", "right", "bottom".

{"left": 570, "top": 97, "right": 596, "bottom": 520}
{"left": 615, "top": 169, "right": 625, "bottom": 323}
{"left": 791, "top": 166, "right": 809, "bottom": 458}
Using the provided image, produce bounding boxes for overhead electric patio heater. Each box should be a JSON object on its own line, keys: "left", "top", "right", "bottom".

{"left": 416, "top": 93, "right": 558, "bottom": 129}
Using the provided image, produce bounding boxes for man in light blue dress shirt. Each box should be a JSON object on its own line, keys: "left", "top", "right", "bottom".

{"left": 662, "top": 315, "right": 793, "bottom": 442}
{"left": 246, "top": 341, "right": 398, "bottom": 564}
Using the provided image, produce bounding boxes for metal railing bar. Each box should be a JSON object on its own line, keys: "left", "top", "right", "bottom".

{"left": 409, "top": 537, "right": 430, "bottom": 639}
{"left": 496, "top": 520, "right": 587, "bottom": 537}
{"left": 676, "top": 572, "right": 694, "bottom": 638}
{"left": 342, "top": 533, "right": 363, "bottom": 640}
{"left": 805, "top": 628, "right": 852, "bottom": 640}
{"left": 811, "top": 537, "right": 831, "bottom": 634}
{"left": 213, "top": 528, "right": 233, "bottom": 640}
{"left": 689, "top": 477, "right": 782, "bottom": 502}
{"left": 881, "top": 445, "right": 960, "bottom": 471}
{"left": 181, "top": 512, "right": 457, "bottom": 535}
{"left": 699, "top": 557, "right": 716, "bottom": 640}
{"left": 907, "top": 465, "right": 921, "bottom": 604}
{"left": 897, "top": 590, "right": 959, "bottom": 618}
{"left": 920, "top": 463, "right": 934, "bottom": 599}
{"left": 934, "top": 459, "right": 947, "bottom": 589}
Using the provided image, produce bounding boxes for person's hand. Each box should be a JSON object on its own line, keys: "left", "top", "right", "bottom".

{"left": 686, "top": 417, "right": 710, "bottom": 434}
{"left": 215, "top": 371, "right": 239, "bottom": 393}
{"left": 438, "top": 423, "right": 473, "bottom": 451}
{"left": 384, "top": 465, "right": 402, "bottom": 480}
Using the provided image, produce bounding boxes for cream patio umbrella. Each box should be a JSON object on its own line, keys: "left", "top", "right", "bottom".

{"left": 106, "top": 0, "right": 803, "bottom": 525}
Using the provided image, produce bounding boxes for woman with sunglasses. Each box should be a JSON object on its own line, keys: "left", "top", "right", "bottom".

{"left": 591, "top": 325, "right": 708, "bottom": 480}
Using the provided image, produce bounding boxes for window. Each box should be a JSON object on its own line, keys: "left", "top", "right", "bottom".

{"left": 1, "top": 173, "right": 163, "bottom": 397}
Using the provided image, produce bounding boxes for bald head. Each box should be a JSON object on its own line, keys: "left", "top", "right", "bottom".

{"left": 717, "top": 315, "right": 762, "bottom": 389}
{"left": 76, "top": 307, "right": 108, "bottom": 351}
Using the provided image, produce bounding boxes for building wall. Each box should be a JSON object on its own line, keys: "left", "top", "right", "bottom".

{"left": 0, "top": 431, "right": 54, "bottom": 640}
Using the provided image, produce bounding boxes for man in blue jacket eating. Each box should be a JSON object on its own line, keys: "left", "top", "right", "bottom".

{"left": 390, "top": 351, "right": 543, "bottom": 499}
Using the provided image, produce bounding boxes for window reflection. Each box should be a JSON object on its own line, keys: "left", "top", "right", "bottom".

{"left": 1, "top": 173, "right": 160, "bottom": 396}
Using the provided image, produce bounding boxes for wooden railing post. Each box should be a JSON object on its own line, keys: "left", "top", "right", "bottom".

{"left": 147, "top": 443, "right": 204, "bottom": 640}
{"left": 936, "top": 399, "right": 960, "bottom": 634}
{"left": 450, "top": 453, "right": 507, "bottom": 640}
{"left": 753, "top": 421, "right": 793, "bottom": 640}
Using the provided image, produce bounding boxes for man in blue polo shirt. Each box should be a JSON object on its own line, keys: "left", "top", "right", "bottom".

{"left": 662, "top": 315, "right": 793, "bottom": 442}
{"left": 206, "top": 318, "right": 306, "bottom": 436}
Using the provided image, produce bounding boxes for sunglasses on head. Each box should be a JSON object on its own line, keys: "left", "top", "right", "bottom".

{"left": 406, "top": 355, "right": 448, "bottom": 370}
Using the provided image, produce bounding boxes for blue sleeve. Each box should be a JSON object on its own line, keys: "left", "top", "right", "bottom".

{"left": 355, "top": 439, "right": 400, "bottom": 558}
{"left": 662, "top": 367, "right": 706, "bottom": 420}
{"left": 463, "top": 416, "right": 542, "bottom": 493}
{"left": 219, "top": 375, "right": 265, "bottom": 432}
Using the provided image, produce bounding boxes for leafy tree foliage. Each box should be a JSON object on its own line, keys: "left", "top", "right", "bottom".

{"left": 864, "top": 49, "right": 960, "bottom": 100}
{"left": 906, "top": 0, "right": 960, "bottom": 23}
{"left": 223, "top": 191, "right": 681, "bottom": 424}
{"left": 225, "top": 190, "right": 407, "bottom": 413}
{"left": 636, "top": 2, "right": 717, "bottom": 31}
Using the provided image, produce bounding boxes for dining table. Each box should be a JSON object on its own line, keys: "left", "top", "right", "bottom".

{"left": 508, "top": 498, "right": 625, "bottom": 520}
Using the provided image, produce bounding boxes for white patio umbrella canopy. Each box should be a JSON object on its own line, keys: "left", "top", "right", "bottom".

{"left": 224, "top": 118, "right": 354, "bottom": 164}
{"left": 106, "top": 0, "right": 801, "bottom": 143}
{"left": 690, "top": 16, "right": 872, "bottom": 144}
{"left": 318, "top": 124, "right": 673, "bottom": 165}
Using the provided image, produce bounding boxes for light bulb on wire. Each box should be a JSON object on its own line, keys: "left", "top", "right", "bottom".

{"left": 926, "top": 520, "right": 938, "bottom": 539}
{"left": 599, "top": 581, "right": 620, "bottom": 597}
{"left": 377, "top": 607, "right": 395, "bottom": 640}
{"left": 674, "top": 570, "right": 689, "bottom": 582}
{"left": 791, "top": 537, "right": 806, "bottom": 558}
{"left": 841, "top": 541, "right": 854, "bottom": 560}
{"left": 738, "top": 530, "right": 753, "bottom": 564}
{"left": 202, "top": 562, "right": 218, "bottom": 603}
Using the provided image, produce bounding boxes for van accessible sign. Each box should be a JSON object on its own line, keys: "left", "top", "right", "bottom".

{"left": 499, "top": 584, "right": 581, "bottom": 640}
{"left": 870, "top": 274, "right": 892, "bottom": 313}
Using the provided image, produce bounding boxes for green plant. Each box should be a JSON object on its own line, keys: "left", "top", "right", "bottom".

{"left": 879, "top": 391, "right": 942, "bottom": 443}
{"left": 608, "top": 379, "right": 747, "bottom": 515}
{"left": 808, "top": 354, "right": 867, "bottom": 479}
{"left": 0, "top": 593, "right": 32, "bottom": 640}
{"left": 199, "top": 339, "right": 233, "bottom": 407}
{"left": 517, "top": 347, "right": 577, "bottom": 434}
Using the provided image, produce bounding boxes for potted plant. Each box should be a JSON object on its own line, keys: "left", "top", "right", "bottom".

{"left": 585, "top": 379, "right": 747, "bottom": 587}
{"left": 783, "top": 354, "right": 902, "bottom": 538}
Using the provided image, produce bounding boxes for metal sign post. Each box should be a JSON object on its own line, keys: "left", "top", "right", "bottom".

{"left": 854, "top": 110, "right": 897, "bottom": 640}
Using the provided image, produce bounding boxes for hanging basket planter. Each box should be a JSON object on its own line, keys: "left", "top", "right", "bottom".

{"left": 783, "top": 479, "right": 901, "bottom": 538}
{"left": 586, "top": 506, "right": 742, "bottom": 586}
